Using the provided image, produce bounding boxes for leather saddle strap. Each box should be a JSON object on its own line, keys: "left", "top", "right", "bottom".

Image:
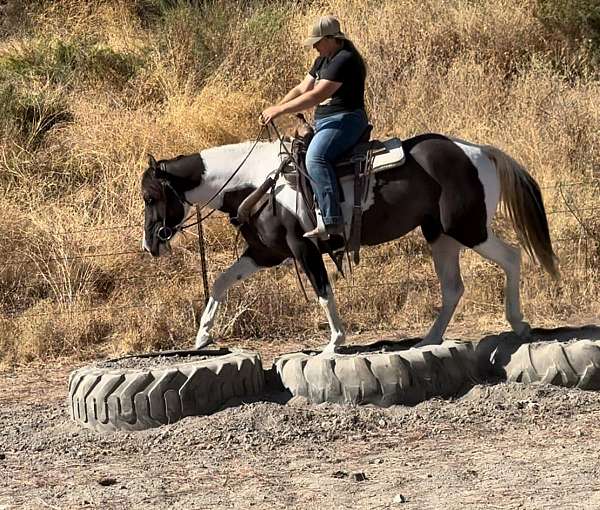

{"left": 348, "top": 157, "right": 365, "bottom": 264}
{"left": 348, "top": 144, "right": 375, "bottom": 265}
{"left": 298, "top": 152, "right": 317, "bottom": 228}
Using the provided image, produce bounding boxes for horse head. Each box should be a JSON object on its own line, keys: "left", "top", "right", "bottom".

{"left": 141, "top": 153, "right": 204, "bottom": 257}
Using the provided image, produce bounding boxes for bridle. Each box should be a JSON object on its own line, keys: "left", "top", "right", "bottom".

{"left": 155, "top": 162, "right": 194, "bottom": 242}
{"left": 153, "top": 123, "right": 269, "bottom": 242}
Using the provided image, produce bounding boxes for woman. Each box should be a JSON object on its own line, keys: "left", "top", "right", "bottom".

{"left": 260, "top": 15, "right": 368, "bottom": 238}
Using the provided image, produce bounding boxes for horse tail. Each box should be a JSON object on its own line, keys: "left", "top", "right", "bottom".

{"left": 483, "top": 145, "right": 559, "bottom": 279}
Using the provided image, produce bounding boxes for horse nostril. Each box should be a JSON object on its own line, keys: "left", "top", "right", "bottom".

{"left": 157, "top": 226, "right": 173, "bottom": 241}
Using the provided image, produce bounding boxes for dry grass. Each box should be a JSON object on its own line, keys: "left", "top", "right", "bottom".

{"left": 0, "top": 0, "right": 599, "bottom": 364}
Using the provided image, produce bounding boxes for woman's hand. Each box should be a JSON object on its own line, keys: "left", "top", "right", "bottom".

{"left": 260, "top": 105, "right": 283, "bottom": 125}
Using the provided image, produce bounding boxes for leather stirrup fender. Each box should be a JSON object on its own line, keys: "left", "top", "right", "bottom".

{"left": 236, "top": 176, "right": 276, "bottom": 224}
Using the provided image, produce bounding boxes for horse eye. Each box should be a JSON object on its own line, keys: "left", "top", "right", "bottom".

{"left": 144, "top": 197, "right": 154, "bottom": 205}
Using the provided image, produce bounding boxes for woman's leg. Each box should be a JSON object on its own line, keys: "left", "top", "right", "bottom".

{"left": 305, "top": 110, "right": 368, "bottom": 229}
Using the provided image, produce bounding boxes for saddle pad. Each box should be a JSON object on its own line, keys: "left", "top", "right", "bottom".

{"left": 372, "top": 137, "right": 405, "bottom": 173}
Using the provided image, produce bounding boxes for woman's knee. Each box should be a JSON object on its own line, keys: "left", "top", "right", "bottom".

{"left": 306, "top": 149, "right": 329, "bottom": 175}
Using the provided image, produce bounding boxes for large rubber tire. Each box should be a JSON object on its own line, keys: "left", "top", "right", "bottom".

{"left": 68, "top": 349, "right": 264, "bottom": 432}
{"left": 274, "top": 341, "right": 479, "bottom": 406}
{"left": 489, "top": 339, "right": 600, "bottom": 389}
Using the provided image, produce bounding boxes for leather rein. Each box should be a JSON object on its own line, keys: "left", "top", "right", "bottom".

{"left": 155, "top": 123, "right": 268, "bottom": 242}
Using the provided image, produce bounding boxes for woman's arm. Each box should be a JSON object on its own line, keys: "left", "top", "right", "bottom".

{"left": 261, "top": 79, "right": 341, "bottom": 124}
{"left": 278, "top": 74, "right": 315, "bottom": 104}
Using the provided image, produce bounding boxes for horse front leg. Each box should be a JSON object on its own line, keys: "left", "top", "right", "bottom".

{"left": 287, "top": 235, "right": 346, "bottom": 353}
{"left": 195, "top": 251, "right": 263, "bottom": 348}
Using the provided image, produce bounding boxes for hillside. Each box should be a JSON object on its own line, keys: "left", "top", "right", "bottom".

{"left": 0, "top": 0, "right": 599, "bottom": 363}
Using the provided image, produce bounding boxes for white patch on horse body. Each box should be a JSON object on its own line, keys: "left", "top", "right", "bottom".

{"left": 453, "top": 140, "right": 501, "bottom": 225}
{"left": 188, "top": 141, "right": 282, "bottom": 209}
{"left": 472, "top": 232, "right": 529, "bottom": 336}
{"left": 190, "top": 140, "right": 370, "bottom": 229}
{"left": 272, "top": 183, "right": 314, "bottom": 230}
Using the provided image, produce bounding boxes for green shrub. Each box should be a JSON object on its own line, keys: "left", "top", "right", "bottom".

{"left": 157, "top": 2, "right": 235, "bottom": 86}
{"left": 0, "top": 80, "right": 71, "bottom": 149}
{"left": 0, "top": 38, "right": 142, "bottom": 87}
{"left": 133, "top": 0, "right": 181, "bottom": 27}
{"left": 537, "top": 0, "right": 600, "bottom": 57}
{"left": 537, "top": 0, "right": 600, "bottom": 37}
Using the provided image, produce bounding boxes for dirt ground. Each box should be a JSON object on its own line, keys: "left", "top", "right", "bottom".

{"left": 2, "top": 334, "right": 600, "bottom": 510}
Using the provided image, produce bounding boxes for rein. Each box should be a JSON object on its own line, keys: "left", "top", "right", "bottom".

{"left": 156, "top": 124, "right": 268, "bottom": 241}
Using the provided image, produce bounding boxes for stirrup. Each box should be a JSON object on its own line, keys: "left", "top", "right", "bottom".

{"left": 303, "top": 223, "right": 345, "bottom": 240}
{"left": 303, "top": 210, "right": 344, "bottom": 240}
{"left": 303, "top": 226, "right": 326, "bottom": 239}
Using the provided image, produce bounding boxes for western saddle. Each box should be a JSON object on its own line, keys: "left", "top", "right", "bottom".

{"left": 237, "top": 114, "right": 390, "bottom": 268}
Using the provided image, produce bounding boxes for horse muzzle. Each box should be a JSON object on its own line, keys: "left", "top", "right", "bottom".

{"left": 142, "top": 225, "right": 173, "bottom": 257}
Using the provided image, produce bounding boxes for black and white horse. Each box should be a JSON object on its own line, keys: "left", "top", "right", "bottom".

{"left": 141, "top": 133, "right": 558, "bottom": 352}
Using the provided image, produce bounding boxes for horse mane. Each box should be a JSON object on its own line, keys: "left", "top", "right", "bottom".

{"left": 141, "top": 153, "right": 206, "bottom": 198}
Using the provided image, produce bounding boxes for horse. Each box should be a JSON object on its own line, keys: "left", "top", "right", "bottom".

{"left": 141, "top": 131, "right": 558, "bottom": 353}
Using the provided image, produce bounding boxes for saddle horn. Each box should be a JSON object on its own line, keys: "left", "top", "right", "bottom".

{"left": 294, "top": 113, "right": 314, "bottom": 144}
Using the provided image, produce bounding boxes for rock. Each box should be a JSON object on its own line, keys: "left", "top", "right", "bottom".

{"left": 351, "top": 472, "right": 367, "bottom": 482}
{"left": 332, "top": 470, "right": 348, "bottom": 479}
{"left": 393, "top": 494, "right": 407, "bottom": 504}
{"left": 0, "top": 453, "right": 5, "bottom": 460}
{"left": 98, "top": 477, "right": 117, "bottom": 486}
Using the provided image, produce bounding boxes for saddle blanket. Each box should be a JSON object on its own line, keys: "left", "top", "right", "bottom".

{"left": 370, "top": 137, "right": 405, "bottom": 173}
{"left": 280, "top": 137, "right": 405, "bottom": 177}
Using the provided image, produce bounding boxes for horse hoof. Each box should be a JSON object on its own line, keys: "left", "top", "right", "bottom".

{"left": 321, "top": 344, "right": 339, "bottom": 355}
{"left": 513, "top": 322, "right": 531, "bottom": 339}
{"left": 414, "top": 337, "right": 443, "bottom": 349}
{"left": 194, "top": 337, "right": 213, "bottom": 349}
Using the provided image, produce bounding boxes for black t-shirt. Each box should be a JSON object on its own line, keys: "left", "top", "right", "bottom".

{"left": 308, "top": 47, "right": 365, "bottom": 120}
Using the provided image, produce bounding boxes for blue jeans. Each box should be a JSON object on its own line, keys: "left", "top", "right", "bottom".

{"left": 306, "top": 109, "right": 369, "bottom": 226}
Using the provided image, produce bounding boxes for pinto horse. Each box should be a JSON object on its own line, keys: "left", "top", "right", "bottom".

{"left": 141, "top": 132, "right": 558, "bottom": 352}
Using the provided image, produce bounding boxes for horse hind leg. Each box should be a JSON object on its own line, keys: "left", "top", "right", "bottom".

{"left": 418, "top": 234, "right": 464, "bottom": 347}
{"left": 472, "top": 231, "right": 531, "bottom": 337}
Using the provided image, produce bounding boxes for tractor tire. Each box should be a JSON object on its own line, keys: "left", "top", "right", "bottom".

{"left": 274, "top": 341, "right": 479, "bottom": 406}
{"left": 490, "top": 340, "right": 600, "bottom": 389}
{"left": 68, "top": 349, "right": 264, "bottom": 433}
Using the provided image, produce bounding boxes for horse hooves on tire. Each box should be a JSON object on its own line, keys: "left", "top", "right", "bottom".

{"left": 68, "top": 348, "right": 264, "bottom": 433}
{"left": 273, "top": 341, "right": 479, "bottom": 406}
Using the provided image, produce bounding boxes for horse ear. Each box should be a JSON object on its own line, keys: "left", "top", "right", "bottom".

{"left": 148, "top": 154, "right": 158, "bottom": 170}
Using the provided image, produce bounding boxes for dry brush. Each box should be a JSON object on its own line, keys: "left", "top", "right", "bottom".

{"left": 0, "top": 0, "right": 598, "bottom": 364}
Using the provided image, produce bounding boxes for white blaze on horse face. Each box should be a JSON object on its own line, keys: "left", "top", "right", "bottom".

{"left": 453, "top": 140, "right": 501, "bottom": 225}
{"left": 142, "top": 230, "right": 150, "bottom": 252}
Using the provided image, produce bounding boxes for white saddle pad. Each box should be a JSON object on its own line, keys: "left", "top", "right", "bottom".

{"left": 372, "top": 138, "right": 405, "bottom": 173}
{"left": 279, "top": 136, "right": 406, "bottom": 176}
